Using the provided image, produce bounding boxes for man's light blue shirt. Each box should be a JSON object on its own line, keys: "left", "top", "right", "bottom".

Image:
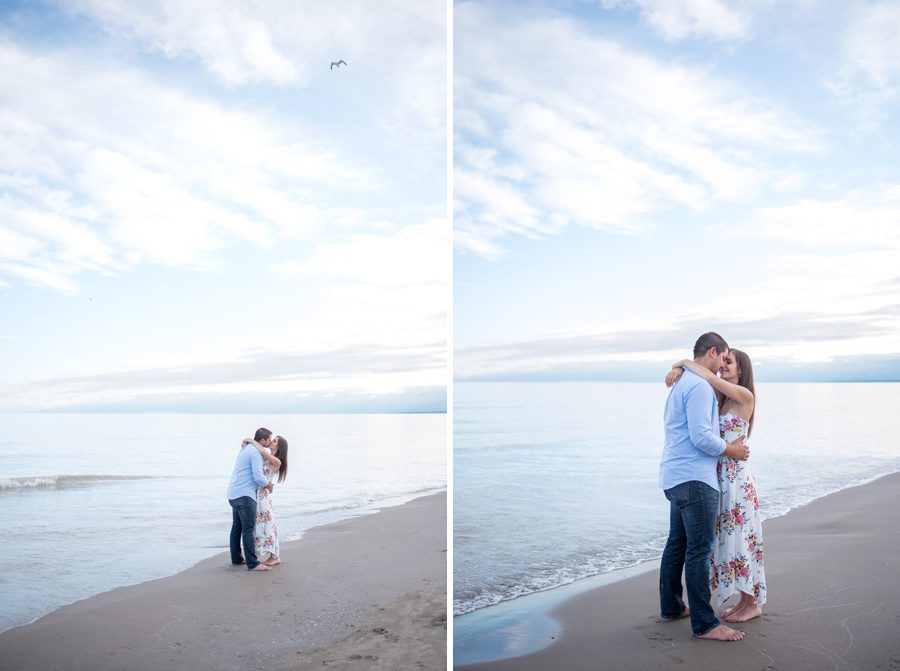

{"left": 659, "top": 368, "right": 727, "bottom": 492}
{"left": 227, "top": 445, "right": 268, "bottom": 501}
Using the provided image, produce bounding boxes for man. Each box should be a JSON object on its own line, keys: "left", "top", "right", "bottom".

{"left": 227, "top": 427, "right": 274, "bottom": 572}
{"left": 659, "top": 332, "right": 749, "bottom": 641}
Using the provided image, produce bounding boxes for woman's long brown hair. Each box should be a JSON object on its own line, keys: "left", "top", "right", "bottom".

{"left": 273, "top": 436, "right": 288, "bottom": 483}
{"left": 729, "top": 348, "right": 756, "bottom": 437}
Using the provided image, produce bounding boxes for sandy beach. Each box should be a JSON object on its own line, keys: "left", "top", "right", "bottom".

{"left": 457, "top": 471, "right": 900, "bottom": 671}
{"left": 0, "top": 491, "right": 447, "bottom": 671}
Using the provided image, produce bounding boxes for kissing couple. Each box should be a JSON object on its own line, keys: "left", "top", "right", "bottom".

{"left": 227, "top": 427, "right": 289, "bottom": 572}
{"left": 659, "top": 332, "right": 767, "bottom": 641}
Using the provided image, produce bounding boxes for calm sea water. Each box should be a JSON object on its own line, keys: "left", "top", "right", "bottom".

{"left": 454, "top": 382, "right": 900, "bottom": 616}
{"left": 0, "top": 413, "right": 446, "bottom": 633}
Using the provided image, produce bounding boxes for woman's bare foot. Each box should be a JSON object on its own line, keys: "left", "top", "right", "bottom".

{"left": 697, "top": 623, "right": 745, "bottom": 641}
{"left": 725, "top": 604, "right": 762, "bottom": 622}
{"left": 723, "top": 595, "right": 759, "bottom": 621}
{"left": 722, "top": 602, "right": 747, "bottom": 621}
{"left": 264, "top": 558, "right": 281, "bottom": 566}
{"left": 720, "top": 601, "right": 740, "bottom": 617}
{"left": 251, "top": 564, "right": 271, "bottom": 571}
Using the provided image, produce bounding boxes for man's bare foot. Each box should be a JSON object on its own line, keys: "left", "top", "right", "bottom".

{"left": 251, "top": 564, "right": 271, "bottom": 571}
{"left": 725, "top": 604, "right": 762, "bottom": 623}
{"left": 661, "top": 607, "right": 690, "bottom": 621}
{"left": 697, "top": 624, "right": 745, "bottom": 641}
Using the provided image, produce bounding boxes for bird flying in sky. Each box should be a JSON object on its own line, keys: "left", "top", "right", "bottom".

{"left": 330, "top": 60, "right": 347, "bottom": 70}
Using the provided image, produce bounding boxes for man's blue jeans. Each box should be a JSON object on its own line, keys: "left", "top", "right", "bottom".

{"left": 660, "top": 480, "right": 720, "bottom": 636}
{"left": 229, "top": 496, "right": 259, "bottom": 570}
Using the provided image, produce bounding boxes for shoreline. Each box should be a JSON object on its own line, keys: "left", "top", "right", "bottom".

{"left": 455, "top": 471, "right": 900, "bottom": 670}
{"left": 454, "top": 467, "right": 900, "bottom": 626}
{"left": 1, "top": 485, "right": 445, "bottom": 635}
{"left": 0, "top": 491, "right": 447, "bottom": 671}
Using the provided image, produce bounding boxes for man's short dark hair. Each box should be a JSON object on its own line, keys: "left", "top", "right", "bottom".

{"left": 693, "top": 332, "right": 728, "bottom": 359}
{"left": 254, "top": 427, "right": 273, "bottom": 442}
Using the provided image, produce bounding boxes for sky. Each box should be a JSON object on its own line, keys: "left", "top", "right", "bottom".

{"left": 0, "top": 0, "right": 447, "bottom": 412}
{"left": 454, "top": 0, "right": 900, "bottom": 382}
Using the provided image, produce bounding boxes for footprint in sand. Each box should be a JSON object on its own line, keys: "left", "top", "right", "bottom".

{"left": 372, "top": 627, "right": 400, "bottom": 643}
{"left": 646, "top": 631, "right": 673, "bottom": 641}
{"left": 645, "top": 631, "right": 674, "bottom": 647}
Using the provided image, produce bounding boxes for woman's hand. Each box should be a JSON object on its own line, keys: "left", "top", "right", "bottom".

{"left": 665, "top": 369, "right": 683, "bottom": 387}
{"left": 243, "top": 438, "right": 264, "bottom": 452}
{"left": 679, "top": 358, "right": 717, "bottom": 382}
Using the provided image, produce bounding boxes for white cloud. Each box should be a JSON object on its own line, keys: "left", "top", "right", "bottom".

{"left": 0, "top": 224, "right": 46, "bottom": 264}
{"left": 601, "top": 0, "right": 769, "bottom": 42}
{"left": 454, "top": 164, "right": 552, "bottom": 260}
{"left": 751, "top": 190, "right": 900, "bottom": 251}
{"left": 828, "top": 1, "right": 900, "bottom": 124}
{"left": 456, "top": 184, "right": 900, "bottom": 379}
{"left": 0, "top": 39, "right": 374, "bottom": 289}
{"left": 60, "top": 0, "right": 447, "bottom": 145}
{"left": 65, "top": 0, "right": 324, "bottom": 86}
{"left": 0, "top": 200, "right": 124, "bottom": 293}
{"left": 727, "top": 189, "right": 900, "bottom": 321}
{"left": 0, "top": 340, "right": 446, "bottom": 411}
{"left": 277, "top": 218, "right": 448, "bottom": 287}
{"left": 455, "top": 300, "right": 900, "bottom": 380}
{"left": 0, "top": 262, "right": 79, "bottom": 294}
{"left": 454, "top": 3, "right": 817, "bottom": 259}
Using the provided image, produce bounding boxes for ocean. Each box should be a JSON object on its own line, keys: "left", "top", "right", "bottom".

{"left": 0, "top": 413, "right": 446, "bottom": 633}
{"left": 453, "top": 381, "right": 900, "bottom": 617}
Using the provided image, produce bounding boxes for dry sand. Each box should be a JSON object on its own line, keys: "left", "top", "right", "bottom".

{"left": 457, "top": 472, "right": 900, "bottom": 671}
{"left": 0, "top": 491, "right": 447, "bottom": 671}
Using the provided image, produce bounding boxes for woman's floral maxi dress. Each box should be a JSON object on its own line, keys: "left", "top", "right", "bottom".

{"left": 710, "top": 413, "right": 767, "bottom": 606}
{"left": 254, "top": 451, "right": 279, "bottom": 562}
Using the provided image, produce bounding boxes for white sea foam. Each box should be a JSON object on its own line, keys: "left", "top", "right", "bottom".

{"left": 0, "top": 474, "right": 163, "bottom": 491}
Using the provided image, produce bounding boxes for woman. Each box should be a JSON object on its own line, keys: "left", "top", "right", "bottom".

{"left": 666, "top": 349, "right": 766, "bottom": 623}
{"left": 243, "top": 435, "right": 289, "bottom": 567}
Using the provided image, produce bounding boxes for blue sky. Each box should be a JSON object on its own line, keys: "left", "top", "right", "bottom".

{"left": 0, "top": 0, "right": 447, "bottom": 412}
{"left": 454, "top": 0, "right": 900, "bottom": 382}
